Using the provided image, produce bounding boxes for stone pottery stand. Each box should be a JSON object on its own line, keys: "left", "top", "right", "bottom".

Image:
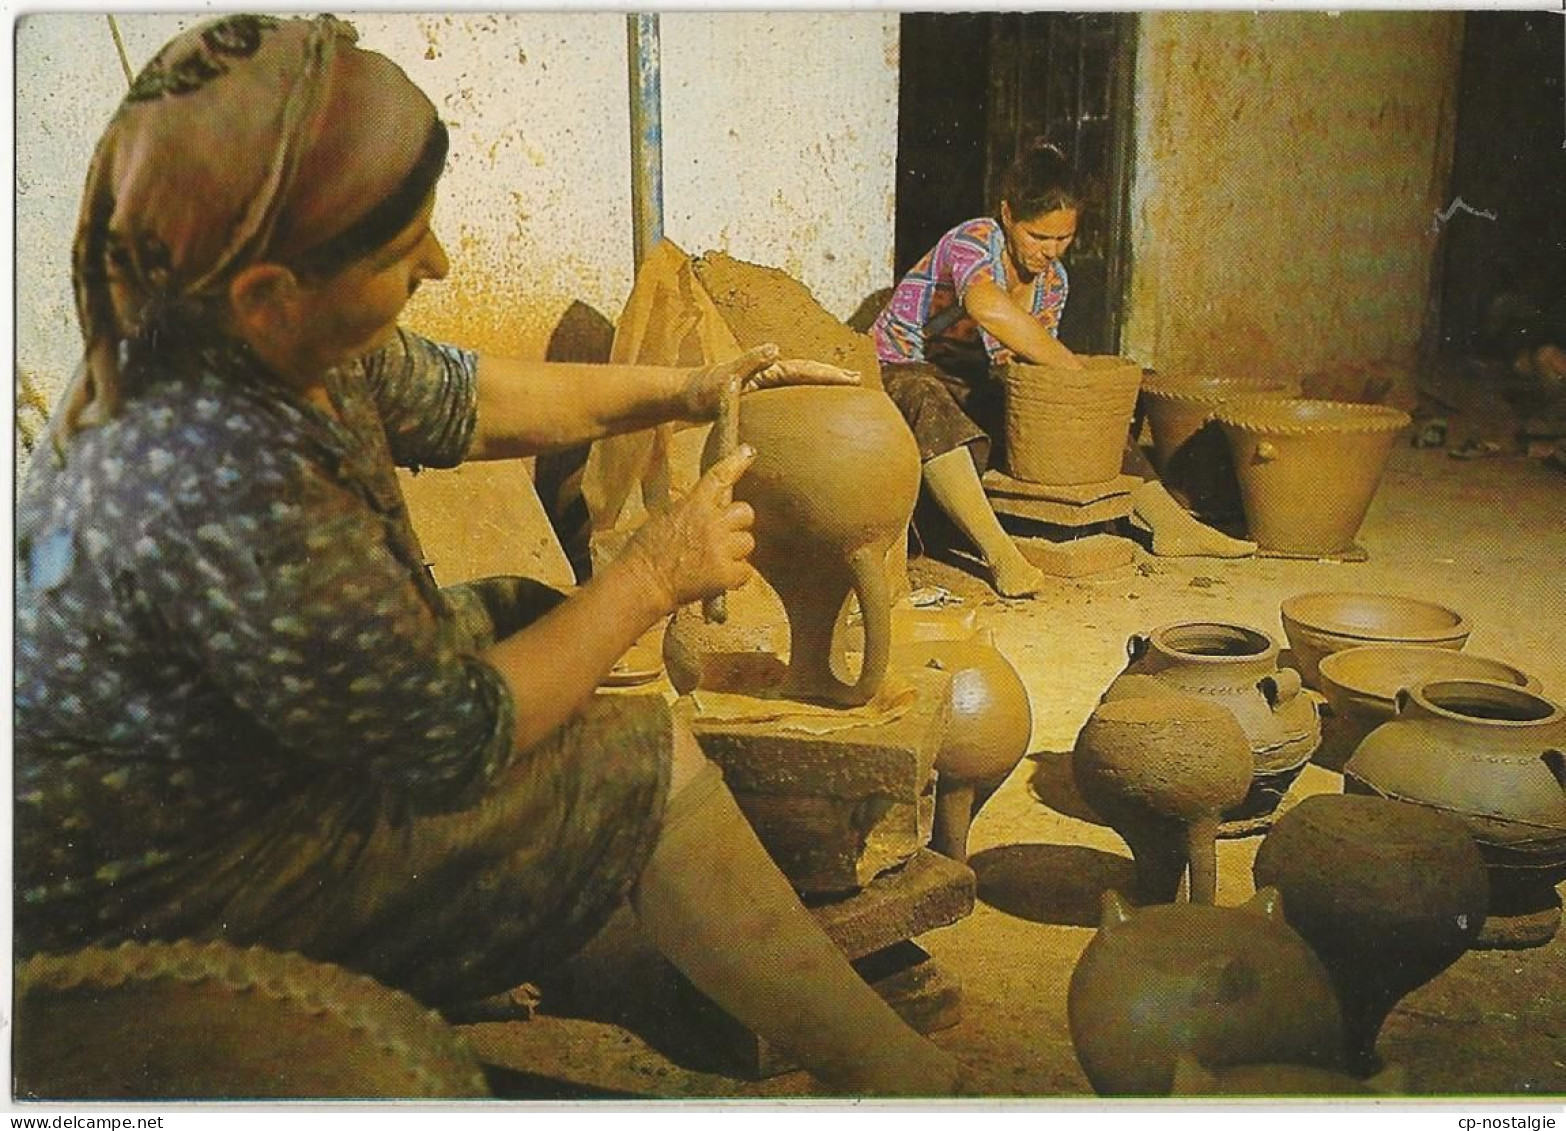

{"left": 1066, "top": 888, "right": 1345, "bottom": 1096}
{"left": 1253, "top": 793, "right": 1489, "bottom": 1075}
{"left": 1345, "top": 679, "right": 1566, "bottom": 949}
{"left": 1072, "top": 695, "right": 1252, "bottom": 904}
{"left": 680, "top": 664, "right": 977, "bottom": 1077}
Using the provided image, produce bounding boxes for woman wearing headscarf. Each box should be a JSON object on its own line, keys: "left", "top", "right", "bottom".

{"left": 16, "top": 15, "right": 963, "bottom": 1096}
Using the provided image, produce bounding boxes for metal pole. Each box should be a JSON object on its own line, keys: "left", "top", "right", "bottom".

{"left": 627, "top": 13, "right": 665, "bottom": 271}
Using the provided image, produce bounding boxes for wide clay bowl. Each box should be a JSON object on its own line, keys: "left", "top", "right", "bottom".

{"left": 1281, "top": 591, "right": 1471, "bottom": 689}
{"left": 1140, "top": 373, "right": 1298, "bottom": 469}
{"left": 1214, "top": 397, "right": 1409, "bottom": 557}
{"left": 1315, "top": 645, "right": 1542, "bottom": 770}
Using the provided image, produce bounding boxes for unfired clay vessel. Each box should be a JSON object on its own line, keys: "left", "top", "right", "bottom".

{"left": 15, "top": 941, "right": 489, "bottom": 1098}
{"left": 1001, "top": 356, "right": 1142, "bottom": 485}
{"left": 713, "top": 386, "right": 921, "bottom": 706}
{"left": 1315, "top": 645, "right": 1542, "bottom": 770}
{"left": 896, "top": 634, "right": 1033, "bottom": 863}
{"left": 1066, "top": 888, "right": 1345, "bottom": 1096}
{"left": 1214, "top": 397, "right": 1410, "bottom": 557}
{"left": 1345, "top": 679, "right": 1566, "bottom": 948}
{"left": 1140, "top": 373, "right": 1297, "bottom": 470}
{"left": 1253, "top": 794, "right": 1488, "bottom": 1075}
{"left": 1280, "top": 590, "right": 1472, "bottom": 690}
{"left": 1072, "top": 696, "right": 1253, "bottom": 904}
{"left": 1104, "top": 622, "right": 1322, "bottom": 833}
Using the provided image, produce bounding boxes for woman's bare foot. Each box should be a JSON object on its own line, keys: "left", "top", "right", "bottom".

{"left": 988, "top": 544, "right": 1045, "bottom": 597}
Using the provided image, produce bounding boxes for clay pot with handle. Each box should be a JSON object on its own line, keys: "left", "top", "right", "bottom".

{"left": 709, "top": 385, "right": 921, "bottom": 707}
{"left": 1345, "top": 679, "right": 1566, "bottom": 949}
{"left": 1103, "top": 622, "right": 1322, "bottom": 834}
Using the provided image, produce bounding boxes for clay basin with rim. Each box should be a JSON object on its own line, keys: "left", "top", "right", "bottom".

{"left": 1214, "top": 397, "right": 1410, "bottom": 557}
{"left": 1315, "top": 645, "right": 1542, "bottom": 771}
{"left": 1139, "top": 373, "right": 1298, "bottom": 469}
{"left": 1280, "top": 590, "right": 1471, "bottom": 690}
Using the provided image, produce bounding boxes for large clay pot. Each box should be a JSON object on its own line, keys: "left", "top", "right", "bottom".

{"left": 1073, "top": 696, "right": 1253, "bottom": 904}
{"left": 1067, "top": 888, "right": 1345, "bottom": 1096}
{"left": 1104, "top": 622, "right": 1322, "bottom": 834}
{"left": 1280, "top": 590, "right": 1472, "bottom": 690}
{"left": 1253, "top": 794, "right": 1489, "bottom": 1075}
{"left": 1315, "top": 645, "right": 1542, "bottom": 770}
{"left": 1345, "top": 679, "right": 1566, "bottom": 949}
{"left": 896, "top": 634, "right": 1033, "bottom": 863}
{"left": 1140, "top": 373, "right": 1297, "bottom": 470}
{"left": 1001, "top": 355, "right": 1142, "bottom": 485}
{"left": 1214, "top": 397, "right": 1410, "bottom": 557}
{"left": 712, "top": 386, "right": 921, "bottom": 706}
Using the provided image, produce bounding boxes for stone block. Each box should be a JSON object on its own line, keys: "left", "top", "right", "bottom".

{"left": 1017, "top": 532, "right": 1137, "bottom": 578}
{"left": 804, "top": 849, "right": 976, "bottom": 961}
{"left": 686, "top": 666, "right": 952, "bottom": 892}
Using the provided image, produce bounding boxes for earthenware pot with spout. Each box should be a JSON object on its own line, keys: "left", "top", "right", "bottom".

{"left": 1103, "top": 621, "right": 1323, "bottom": 833}
{"left": 1345, "top": 678, "right": 1566, "bottom": 948}
{"left": 707, "top": 385, "right": 921, "bottom": 707}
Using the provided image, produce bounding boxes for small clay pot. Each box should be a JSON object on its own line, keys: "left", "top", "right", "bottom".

{"left": 714, "top": 385, "right": 921, "bottom": 706}
{"left": 1345, "top": 679, "right": 1566, "bottom": 949}
{"left": 1103, "top": 621, "right": 1322, "bottom": 834}
{"left": 1280, "top": 590, "right": 1471, "bottom": 690}
{"left": 1253, "top": 793, "right": 1488, "bottom": 1075}
{"left": 1066, "top": 888, "right": 1345, "bottom": 1096}
{"left": 1214, "top": 397, "right": 1410, "bottom": 557}
{"left": 1073, "top": 696, "right": 1253, "bottom": 904}
{"left": 897, "top": 634, "right": 1033, "bottom": 863}
{"left": 1315, "top": 645, "right": 1541, "bottom": 770}
{"left": 1002, "top": 356, "right": 1142, "bottom": 485}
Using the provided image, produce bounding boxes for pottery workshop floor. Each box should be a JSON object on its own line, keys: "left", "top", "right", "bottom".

{"left": 461, "top": 443, "right": 1566, "bottom": 1101}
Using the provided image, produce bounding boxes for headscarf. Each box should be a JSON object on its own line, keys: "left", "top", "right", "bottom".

{"left": 62, "top": 13, "right": 448, "bottom": 438}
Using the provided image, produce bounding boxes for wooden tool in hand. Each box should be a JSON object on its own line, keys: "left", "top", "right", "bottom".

{"left": 702, "top": 377, "right": 741, "bottom": 624}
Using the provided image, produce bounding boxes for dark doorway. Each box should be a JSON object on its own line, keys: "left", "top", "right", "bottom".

{"left": 1436, "top": 12, "right": 1566, "bottom": 362}
{"left": 894, "top": 12, "right": 1138, "bottom": 355}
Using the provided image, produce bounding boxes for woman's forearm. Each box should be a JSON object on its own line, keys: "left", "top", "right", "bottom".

{"left": 964, "top": 277, "right": 1082, "bottom": 369}
{"left": 468, "top": 357, "right": 694, "bottom": 460}
{"left": 481, "top": 554, "right": 671, "bottom": 752}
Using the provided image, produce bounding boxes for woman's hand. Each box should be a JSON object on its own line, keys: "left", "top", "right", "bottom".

{"left": 618, "top": 446, "right": 759, "bottom": 613}
{"left": 680, "top": 343, "right": 860, "bottom": 420}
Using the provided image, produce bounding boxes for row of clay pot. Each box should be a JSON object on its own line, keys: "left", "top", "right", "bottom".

{"left": 1140, "top": 371, "right": 1411, "bottom": 557}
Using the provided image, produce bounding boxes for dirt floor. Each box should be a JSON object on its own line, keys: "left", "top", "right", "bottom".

{"left": 458, "top": 440, "right": 1566, "bottom": 1103}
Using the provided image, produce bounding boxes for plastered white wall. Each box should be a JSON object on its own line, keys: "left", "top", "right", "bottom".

{"left": 14, "top": 11, "right": 900, "bottom": 417}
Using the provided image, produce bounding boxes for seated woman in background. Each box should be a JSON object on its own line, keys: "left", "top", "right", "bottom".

{"left": 15, "top": 14, "right": 967, "bottom": 1096}
{"left": 872, "top": 142, "right": 1253, "bottom": 598}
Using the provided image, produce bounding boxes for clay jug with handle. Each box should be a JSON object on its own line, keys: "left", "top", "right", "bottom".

{"left": 708, "top": 385, "right": 921, "bottom": 706}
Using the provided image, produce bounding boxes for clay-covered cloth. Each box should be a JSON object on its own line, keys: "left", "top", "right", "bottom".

{"left": 880, "top": 359, "right": 1003, "bottom": 472}
{"left": 15, "top": 328, "right": 670, "bottom": 1006}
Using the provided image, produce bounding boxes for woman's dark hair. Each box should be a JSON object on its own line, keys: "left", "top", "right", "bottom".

{"left": 996, "top": 140, "right": 1084, "bottom": 221}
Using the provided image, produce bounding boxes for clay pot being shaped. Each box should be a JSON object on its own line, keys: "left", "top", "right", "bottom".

{"left": 1315, "top": 645, "right": 1541, "bottom": 770}
{"left": 1169, "top": 1053, "right": 1405, "bottom": 1097}
{"left": 895, "top": 634, "right": 1033, "bottom": 863}
{"left": 710, "top": 385, "right": 921, "bottom": 706}
{"left": 1001, "top": 356, "right": 1143, "bottom": 485}
{"left": 1073, "top": 696, "right": 1253, "bottom": 904}
{"left": 1140, "top": 373, "right": 1298, "bottom": 470}
{"left": 1253, "top": 793, "right": 1488, "bottom": 1075}
{"left": 1280, "top": 590, "right": 1472, "bottom": 690}
{"left": 1345, "top": 679, "right": 1566, "bottom": 949}
{"left": 1066, "top": 888, "right": 1345, "bottom": 1096}
{"left": 1103, "top": 622, "right": 1322, "bottom": 834}
{"left": 1214, "top": 397, "right": 1410, "bottom": 557}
